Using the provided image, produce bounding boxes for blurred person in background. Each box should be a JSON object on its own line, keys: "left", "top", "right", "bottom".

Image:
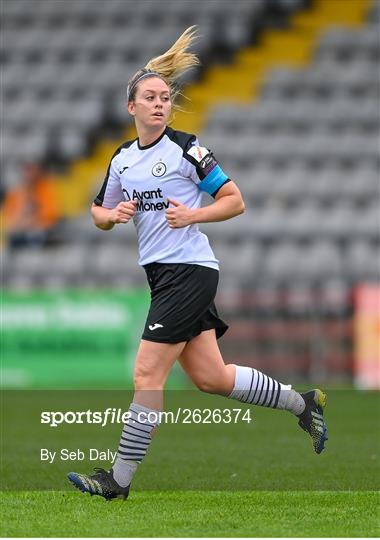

{"left": 68, "top": 26, "right": 328, "bottom": 502}
{"left": 2, "top": 161, "right": 61, "bottom": 248}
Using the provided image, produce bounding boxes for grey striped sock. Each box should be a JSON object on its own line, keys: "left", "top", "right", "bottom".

{"left": 112, "top": 402, "right": 160, "bottom": 487}
{"left": 228, "top": 365, "right": 293, "bottom": 410}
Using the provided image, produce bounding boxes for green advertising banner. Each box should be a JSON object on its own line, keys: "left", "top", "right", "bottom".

{"left": 1, "top": 289, "right": 151, "bottom": 388}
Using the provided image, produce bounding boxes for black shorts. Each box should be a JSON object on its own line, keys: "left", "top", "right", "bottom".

{"left": 141, "top": 263, "right": 229, "bottom": 344}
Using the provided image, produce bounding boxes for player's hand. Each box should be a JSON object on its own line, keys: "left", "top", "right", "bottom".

{"left": 165, "top": 199, "right": 195, "bottom": 228}
{"left": 110, "top": 200, "right": 137, "bottom": 224}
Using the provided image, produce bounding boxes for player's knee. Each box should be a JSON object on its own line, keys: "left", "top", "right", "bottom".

{"left": 195, "top": 366, "right": 233, "bottom": 395}
{"left": 134, "top": 364, "right": 164, "bottom": 390}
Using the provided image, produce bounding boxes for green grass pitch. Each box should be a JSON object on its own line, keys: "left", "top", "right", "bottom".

{"left": 1, "top": 490, "right": 378, "bottom": 537}
{"left": 1, "top": 389, "right": 379, "bottom": 537}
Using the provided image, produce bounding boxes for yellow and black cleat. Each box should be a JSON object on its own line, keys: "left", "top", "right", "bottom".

{"left": 298, "top": 389, "right": 328, "bottom": 454}
{"left": 68, "top": 468, "right": 130, "bottom": 501}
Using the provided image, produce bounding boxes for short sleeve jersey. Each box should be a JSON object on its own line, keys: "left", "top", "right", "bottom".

{"left": 94, "top": 127, "right": 230, "bottom": 270}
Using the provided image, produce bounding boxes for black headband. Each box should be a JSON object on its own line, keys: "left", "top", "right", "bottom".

{"left": 126, "top": 69, "right": 165, "bottom": 101}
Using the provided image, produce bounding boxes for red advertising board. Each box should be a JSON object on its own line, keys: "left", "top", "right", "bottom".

{"left": 354, "top": 285, "right": 380, "bottom": 389}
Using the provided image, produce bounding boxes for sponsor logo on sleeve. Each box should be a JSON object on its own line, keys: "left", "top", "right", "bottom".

{"left": 187, "top": 146, "right": 210, "bottom": 163}
{"left": 187, "top": 146, "right": 218, "bottom": 176}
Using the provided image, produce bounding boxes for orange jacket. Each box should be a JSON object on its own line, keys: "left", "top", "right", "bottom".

{"left": 3, "top": 178, "right": 60, "bottom": 231}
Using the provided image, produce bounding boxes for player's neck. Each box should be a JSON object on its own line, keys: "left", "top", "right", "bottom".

{"left": 137, "top": 125, "right": 166, "bottom": 148}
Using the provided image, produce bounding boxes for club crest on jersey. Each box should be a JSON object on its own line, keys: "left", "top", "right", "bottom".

{"left": 152, "top": 162, "right": 166, "bottom": 177}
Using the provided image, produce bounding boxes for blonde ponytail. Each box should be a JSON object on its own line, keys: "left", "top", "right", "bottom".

{"left": 145, "top": 25, "right": 199, "bottom": 84}
{"left": 127, "top": 26, "right": 200, "bottom": 104}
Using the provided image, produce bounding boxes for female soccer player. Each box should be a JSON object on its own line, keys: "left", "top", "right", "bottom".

{"left": 68, "top": 26, "right": 327, "bottom": 500}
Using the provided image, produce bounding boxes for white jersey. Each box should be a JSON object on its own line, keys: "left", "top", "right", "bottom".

{"left": 94, "top": 127, "right": 230, "bottom": 270}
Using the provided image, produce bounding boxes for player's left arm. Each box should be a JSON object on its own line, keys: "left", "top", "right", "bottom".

{"left": 193, "top": 180, "right": 245, "bottom": 223}
{"left": 166, "top": 181, "right": 245, "bottom": 228}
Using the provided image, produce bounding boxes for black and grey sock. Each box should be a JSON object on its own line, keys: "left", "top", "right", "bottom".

{"left": 228, "top": 365, "right": 305, "bottom": 415}
{"left": 112, "top": 402, "right": 160, "bottom": 488}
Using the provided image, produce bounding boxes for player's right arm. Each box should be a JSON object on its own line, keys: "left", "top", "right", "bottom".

{"left": 92, "top": 146, "right": 136, "bottom": 230}
{"left": 91, "top": 201, "right": 137, "bottom": 230}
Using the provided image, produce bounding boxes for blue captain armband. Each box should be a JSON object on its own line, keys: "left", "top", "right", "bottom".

{"left": 199, "top": 165, "right": 229, "bottom": 196}
{"left": 186, "top": 145, "right": 229, "bottom": 197}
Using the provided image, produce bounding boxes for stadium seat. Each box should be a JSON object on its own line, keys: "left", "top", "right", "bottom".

{"left": 345, "top": 239, "right": 380, "bottom": 280}
{"left": 2, "top": 0, "right": 379, "bottom": 295}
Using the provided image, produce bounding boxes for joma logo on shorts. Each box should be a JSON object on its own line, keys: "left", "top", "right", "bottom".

{"left": 122, "top": 188, "right": 169, "bottom": 212}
